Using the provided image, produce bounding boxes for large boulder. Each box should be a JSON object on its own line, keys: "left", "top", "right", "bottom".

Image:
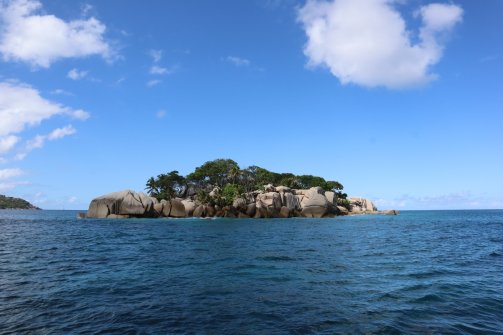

{"left": 161, "top": 199, "right": 171, "bottom": 217}
{"left": 87, "top": 190, "right": 156, "bottom": 218}
{"left": 264, "top": 183, "right": 275, "bottom": 192}
{"left": 337, "top": 206, "right": 349, "bottom": 215}
{"left": 153, "top": 202, "right": 164, "bottom": 216}
{"left": 232, "top": 198, "right": 247, "bottom": 212}
{"left": 284, "top": 192, "right": 301, "bottom": 211}
{"left": 193, "top": 205, "right": 206, "bottom": 217}
{"left": 325, "top": 191, "right": 336, "bottom": 205}
{"left": 301, "top": 193, "right": 328, "bottom": 218}
{"left": 275, "top": 186, "right": 292, "bottom": 193}
{"left": 256, "top": 192, "right": 282, "bottom": 217}
{"left": 349, "top": 197, "right": 377, "bottom": 213}
{"left": 294, "top": 189, "right": 308, "bottom": 196}
{"left": 256, "top": 192, "right": 281, "bottom": 208}
{"left": 206, "top": 205, "right": 216, "bottom": 217}
{"left": 169, "top": 199, "right": 186, "bottom": 217}
{"left": 306, "top": 186, "right": 325, "bottom": 197}
{"left": 246, "top": 203, "right": 256, "bottom": 217}
{"left": 279, "top": 206, "right": 290, "bottom": 218}
{"left": 181, "top": 199, "right": 196, "bottom": 216}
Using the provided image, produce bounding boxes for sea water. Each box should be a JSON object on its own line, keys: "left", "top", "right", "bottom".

{"left": 1, "top": 210, "right": 503, "bottom": 334}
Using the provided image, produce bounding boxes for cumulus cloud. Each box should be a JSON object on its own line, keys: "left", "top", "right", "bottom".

{"left": 67, "top": 68, "right": 88, "bottom": 80}
{"left": 0, "top": 81, "right": 89, "bottom": 138}
{"left": 297, "top": 0, "right": 463, "bottom": 88}
{"left": 0, "top": 0, "right": 112, "bottom": 68}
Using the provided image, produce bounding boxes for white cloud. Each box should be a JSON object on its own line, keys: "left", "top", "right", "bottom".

{"left": 67, "top": 68, "right": 88, "bottom": 80}
{"left": 47, "top": 125, "right": 76, "bottom": 140}
{"left": 18, "top": 125, "right": 76, "bottom": 158}
{"left": 25, "top": 134, "right": 44, "bottom": 151}
{"left": 0, "top": 135, "right": 19, "bottom": 154}
{"left": 0, "top": 0, "right": 112, "bottom": 68}
{"left": 226, "top": 56, "right": 251, "bottom": 67}
{"left": 146, "top": 79, "right": 161, "bottom": 87}
{"left": 149, "top": 49, "right": 162, "bottom": 63}
{"left": 297, "top": 0, "right": 463, "bottom": 89}
{"left": 419, "top": 3, "right": 463, "bottom": 32}
{"left": 150, "top": 65, "right": 169, "bottom": 75}
{"left": 0, "top": 167, "right": 24, "bottom": 179}
{"left": 0, "top": 81, "right": 89, "bottom": 137}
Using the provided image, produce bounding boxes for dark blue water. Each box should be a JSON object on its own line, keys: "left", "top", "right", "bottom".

{"left": 1, "top": 210, "right": 503, "bottom": 334}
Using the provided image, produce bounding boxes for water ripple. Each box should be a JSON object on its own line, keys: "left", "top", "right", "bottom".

{"left": 1, "top": 209, "right": 503, "bottom": 334}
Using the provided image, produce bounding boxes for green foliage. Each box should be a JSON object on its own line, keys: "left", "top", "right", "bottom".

{"left": 325, "top": 181, "right": 344, "bottom": 191}
{"left": 337, "top": 198, "right": 351, "bottom": 210}
{"left": 145, "top": 158, "right": 346, "bottom": 205}
{"left": 0, "top": 195, "right": 39, "bottom": 209}
{"left": 220, "top": 183, "right": 244, "bottom": 207}
{"left": 186, "top": 159, "right": 239, "bottom": 188}
{"left": 196, "top": 189, "right": 212, "bottom": 205}
{"left": 145, "top": 170, "right": 186, "bottom": 201}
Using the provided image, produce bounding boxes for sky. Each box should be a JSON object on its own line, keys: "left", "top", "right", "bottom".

{"left": 0, "top": 0, "right": 502, "bottom": 210}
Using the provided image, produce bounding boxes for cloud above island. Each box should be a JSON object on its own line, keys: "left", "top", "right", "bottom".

{"left": 0, "top": 0, "right": 113, "bottom": 68}
{"left": 0, "top": 81, "right": 88, "bottom": 162}
{"left": 297, "top": 0, "right": 463, "bottom": 88}
{"left": 0, "top": 167, "right": 28, "bottom": 192}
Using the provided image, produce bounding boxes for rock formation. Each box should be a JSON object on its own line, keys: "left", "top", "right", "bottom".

{"left": 86, "top": 187, "right": 398, "bottom": 219}
{"left": 348, "top": 197, "right": 378, "bottom": 214}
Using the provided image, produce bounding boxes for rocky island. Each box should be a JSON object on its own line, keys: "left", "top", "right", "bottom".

{"left": 0, "top": 195, "right": 40, "bottom": 210}
{"left": 86, "top": 159, "right": 398, "bottom": 219}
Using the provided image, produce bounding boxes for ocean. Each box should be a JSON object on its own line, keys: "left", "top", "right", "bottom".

{"left": 1, "top": 210, "right": 503, "bottom": 334}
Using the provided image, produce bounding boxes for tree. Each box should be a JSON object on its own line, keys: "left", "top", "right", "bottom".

{"left": 186, "top": 159, "right": 240, "bottom": 188}
{"left": 145, "top": 170, "right": 187, "bottom": 200}
{"left": 146, "top": 159, "right": 347, "bottom": 205}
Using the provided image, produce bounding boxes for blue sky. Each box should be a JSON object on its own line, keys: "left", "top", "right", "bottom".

{"left": 0, "top": 0, "right": 501, "bottom": 210}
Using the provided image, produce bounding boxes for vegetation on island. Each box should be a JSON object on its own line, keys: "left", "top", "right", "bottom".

{"left": 0, "top": 195, "right": 40, "bottom": 210}
{"left": 145, "top": 158, "right": 350, "bottom": 208}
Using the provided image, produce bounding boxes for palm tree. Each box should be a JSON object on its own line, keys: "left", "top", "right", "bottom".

{"left": 145, "top": 177, "right": 159, "bottom": 196}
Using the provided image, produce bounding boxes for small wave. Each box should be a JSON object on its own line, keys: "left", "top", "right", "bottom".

{"left": 412, "top": 293, "right": 445, "bottom": 303}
